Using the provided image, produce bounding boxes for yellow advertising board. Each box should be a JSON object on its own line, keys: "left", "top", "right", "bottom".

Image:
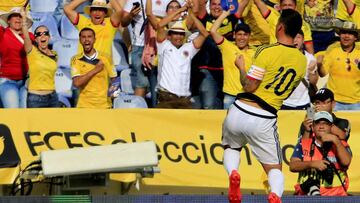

{"left": 0, "top": 109, "right": 359, "bottom": 193}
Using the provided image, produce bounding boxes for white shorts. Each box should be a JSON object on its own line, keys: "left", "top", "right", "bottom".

{"left": 222, "top": 100, "right": 282, "bottom": 165}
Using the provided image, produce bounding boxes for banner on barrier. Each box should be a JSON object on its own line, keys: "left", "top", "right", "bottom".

{"left": 0, "top": 109, "right": 359, "bottom": 192}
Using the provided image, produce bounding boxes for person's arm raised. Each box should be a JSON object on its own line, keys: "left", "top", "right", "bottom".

{"left": 20, "top": 8, "right": 32, "bottom": 54}
{"left": 254, "top": 0, "right": 271, "bottom": 18}
{"left": 109, "top": 0, "right": 123, "bottom": 27}
{"left": 145, "top": 0, "right": 159, "bottom": 29}
{"left": 64, "top": 0, "right": 87, "bottom": 24}
{"left": 210, "top": 10, "right": 230, "bottom": 44}
{"left": 189, "top": 8, "right": 208, "bottom": 49}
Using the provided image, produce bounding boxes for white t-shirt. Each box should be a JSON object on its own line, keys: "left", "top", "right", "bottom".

{"left": 157, "top": 40, "right": 199, "bottom": 97}
{"left": 283, "top": 51, "right": 317, "bottom": 107}
{"left": 124, "top": 0, "right": 147, "bottom": 46}
{"left": 152, "top": 0, "right": 186, "bottom": 17}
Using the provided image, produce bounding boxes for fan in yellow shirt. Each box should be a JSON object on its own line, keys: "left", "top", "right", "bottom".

{"left": 338, "top": 0, "right": 360, "bottom": 27}
{"left": 210, "top": 10, "right": 255, "bottom": 109}
{"left": 254, "top": 0, "right": 314, "bottom": 53}
{"left": 21, "top": 9, "right": 59, "bottom": 108}
{"left": 317, "top": 22, "right": 360, "bottom": 109}
{"left": 64, "top": 0, "right": 123, "bottom": 63}
{"left": 71, "top": 28, "right": 117, "bottom": 109}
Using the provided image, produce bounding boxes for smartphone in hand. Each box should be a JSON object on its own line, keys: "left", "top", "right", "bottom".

{"left": 306, "top": 107, "right": 315, "bottom": 119}
{"left": 133, "top": 2, "right": 140, "bottom": 9}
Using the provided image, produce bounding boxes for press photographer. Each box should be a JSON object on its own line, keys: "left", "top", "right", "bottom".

{"left": 289, "top": 111, "right": 352, "bottom": 196}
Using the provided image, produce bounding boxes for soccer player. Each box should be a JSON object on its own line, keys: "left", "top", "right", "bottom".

{"left": 222, "top": 9, "right": 307, "bottom": 203}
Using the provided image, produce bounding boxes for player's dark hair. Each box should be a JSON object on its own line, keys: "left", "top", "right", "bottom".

{"left": 278, "top": 9, "right": 302, "bottom": 38}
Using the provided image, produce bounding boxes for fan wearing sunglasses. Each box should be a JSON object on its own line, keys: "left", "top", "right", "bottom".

{"left": 20, "top": 8, "right": 60, "bottom": 108}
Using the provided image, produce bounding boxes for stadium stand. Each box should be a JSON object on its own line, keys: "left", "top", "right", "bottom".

{"left": 112, "top": 69, "right": 148, "bottom": 108}
{"left": 54, "top": 66, "right": 73, "bottom": 98}
{"left": 52, "top": 38, "right": 78, "bottom": 67}
{"left": 52, "top": 38, "right": 78, "bottom": 106}
{"left": 119, "top": 68, "right": 134, "bottom": 95}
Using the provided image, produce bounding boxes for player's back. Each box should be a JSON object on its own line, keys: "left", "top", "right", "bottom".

{"left": 250, "top": 43, "right": 307, "bottom": 110}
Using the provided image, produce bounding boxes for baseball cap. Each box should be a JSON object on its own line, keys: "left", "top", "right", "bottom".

{"left": 313, "top": 111, "right": 333, "bottom": 123}
{"left": 311, "top": 88, "right": 334, "bottom": 103}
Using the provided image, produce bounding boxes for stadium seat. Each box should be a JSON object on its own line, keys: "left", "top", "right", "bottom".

{"left": 30, "top": 12, "right": 61, "bottom": 43}
{"left": 119, "top": 69, "right": 134, "bottom": 95}
{"left": 30, "top": 0, "right": 61, "bottom": 13}
{"left": 60, "top": 15, "right": 79, "bottom": 40}
{"left": 52, "top": 38, "right": 78, "bottom": 67}
{"left": 113, "top": 95, "right": 148, "bottom": 108}
{"left": 57, "top": 94, "right": 71, "bottom": 107}
{"left": 55, "top": 66, "right": 73, "bottom": 98}
{"left": 112, "top": 39, "right": 129, "bottom": 72}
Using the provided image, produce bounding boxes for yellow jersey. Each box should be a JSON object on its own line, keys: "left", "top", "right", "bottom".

{"left": 350, "top": 6, "right": 360, "bottom": 28}
{"left": 266, "top": 9, "right": 313, "bottom": 44}
{"left": 75, "top": 14, "right": 118, "bottom": 62}
{"left": 322, "top": 45, "right": 360, "bottom": 103}
{"left": 217, "top": 38, "right": 255, "bottom": 95}
{"left": 336, "top": 0, "right": 360, "bottom": 21}
{"left": 243, "top": 1, "right": 271, "bottom": 45}
{"left": 242, "top": 43, "right": 307, "bottom": 110}
{"left": 71, "top": 52, "right": 117, "bottom": 109}
{"left": 27, "top": 46, "right": 57, "bottom": 91}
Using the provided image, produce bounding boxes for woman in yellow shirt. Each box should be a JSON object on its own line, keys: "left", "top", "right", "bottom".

{"left": 21, "top": 9, "right": 59, "bottom": 108}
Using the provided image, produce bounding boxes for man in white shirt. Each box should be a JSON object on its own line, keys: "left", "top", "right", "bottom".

{"left": 156, "top": 5, "right": 208, "bottom": 108}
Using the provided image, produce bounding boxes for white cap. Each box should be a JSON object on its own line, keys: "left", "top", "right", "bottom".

{"left": 313, "top": 111, "right": 333, "bottom": 123}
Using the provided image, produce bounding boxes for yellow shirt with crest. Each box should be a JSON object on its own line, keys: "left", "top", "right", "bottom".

{"left": 27, "top": 46, "right": 57, "bottom": 91}
{"left": 71, "top": 52, "right": 117, "bottom": 109}
{"left": 322, "top": 44, "right": 360, "bottom": 103}
{"left": 217, "top": 38, "right": 255, "bottom": 95}
{"left": 336, "top": 0, "right": 360, "bottom": 21}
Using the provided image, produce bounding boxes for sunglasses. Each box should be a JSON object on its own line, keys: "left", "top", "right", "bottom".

{"left": 346, "top": 58, "right": 351, "bottom": 71}
{"left": 35, "top": 31, "right": 50, "bottom": 38}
